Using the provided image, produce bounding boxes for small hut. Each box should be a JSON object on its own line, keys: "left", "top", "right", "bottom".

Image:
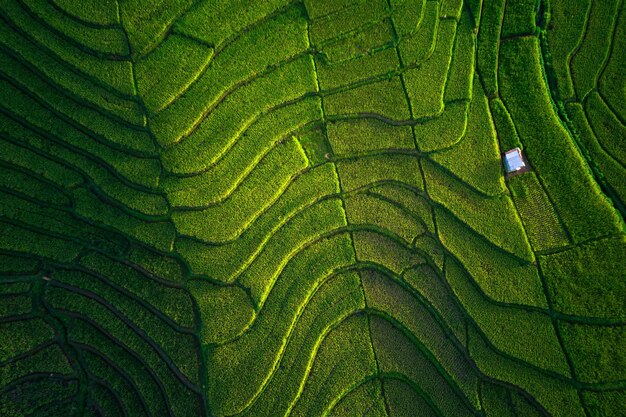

{"left": 504, "top": 147, "right": 526, "bottom": 173}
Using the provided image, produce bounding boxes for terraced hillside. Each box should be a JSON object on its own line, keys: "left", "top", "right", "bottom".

{"left": 0, "top": 0, "right": 625, "bottom": 416}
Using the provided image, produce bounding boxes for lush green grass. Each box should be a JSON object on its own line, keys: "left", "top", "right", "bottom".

{"left": 206, "top": 233, "right": 356, "bottom": 415}
{"left": 443, "top": 10, "right": 475, "bottom": 103}
{"left": 0, "top": 1, "right": 624, "bottom": 416}
{"left": 414, "top": 100, "right": 469, "bottom": 151}
{"left": 540, "top": 235, "right": 626, "bottom": 319}
{"left": 568, "top": 0, "right": 620, "bottom": 101}
{"left": 583, "top": 390, "right": 626, "bottom": 417}
{"left": 476, "top": 0, "right": 504, "bottom": 97}
{"left": 509, "top": 172, "right": 570, "bottom": 251}
{"left": 325, "top": 76, "right": 411, "bottom": 120}
{"left": 369, "top": 314, "right": 475, "bottom": 416}
{"left": 316, "top": 46, "right": 398, "bottom": 90}
{"left": 559, "top": 322, "right": 626, "bottom": 384}
{"left": 398, "top": 0, "right": 439, "bottom": 66}
{"left": 403, "top": 264, "right": 467, "bottom": 343}
{"left": 468, "top": 324, "right": 585, "bottom": 417}
{"left": 425, "top": 160, "right": 534, "bottom": 261}
{"left": 498, "top": 36, "right": 622, "bottom": 243}
{"left": 431, "top": 76, "right": 505, "bottom": 196}
{"left": 346, "top": 193, "right": 424, "bottom": 243}
{"left": 135, "top": 34, "right": 213, "bottom": 113}
{"left": 404, "top": 19, "right": 457, "bottom": 118}
{"left": 437, "top": 207, "right": 546, "bottom": 308}
{"left": 500, "top": 0, "right": 538, "bottom": 38}
{"left": 362, "top": 269, "right": 481, "bottom": 408}
{"left": 175, "top": 0, "right": 292, "bottom": 47}
{"left": 545, "top": 0, "right": 626, "bottom": 213}
{"left": 162, "top": 96, "right": 322, "bottom": 207}
{"left": 445, "top": 256, "right": 567, "bottom": 376}
{"left": 321, "top": 19, "right": 394, "bottom": 63}
{"left": 171, "top": 137, "right": 309, "bottom": 242}
{"left": 543, "top": 0, "right": 589, "bottom": 100}
{"left": 1, "top": 0, "right": 134, "bottom": 95}
{"left": 152, "top": 5, "right": 311, "bottom": 148}
{"left": 308, "top": 0, "right": 387, "bottom": 46}
{"left": 336, "top": 153, "right": 423, "bottom": 192}
{"left": 327, "top": 117, "right": 414, "bottom": 156}
{"left": 288, "top": 314, "right": 376, "bottom": 417}
{"left": 175, "top": 163, "right": 341, "bottom": 282}
{"left": 567, "top": 100, "right": 626, "bottom": 206}
{"left": 328, "top": 378, "right": 387, "bottom": 416}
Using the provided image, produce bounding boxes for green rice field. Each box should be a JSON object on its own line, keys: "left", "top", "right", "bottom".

{"left": 0, "top": 0, "right": 624, "bottom": 415}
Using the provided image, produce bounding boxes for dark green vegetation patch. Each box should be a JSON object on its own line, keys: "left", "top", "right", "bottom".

{"left": 0, "top": 0, "right": 624, "bottom": 416}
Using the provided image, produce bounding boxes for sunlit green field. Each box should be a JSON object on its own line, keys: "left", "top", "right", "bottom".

{"left": 0, "top": 0, "right": 624, "bottom": 416}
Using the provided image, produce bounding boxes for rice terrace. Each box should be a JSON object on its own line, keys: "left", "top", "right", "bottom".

{"left": 0, "top": 0, "right": 625, "bottom": 415}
